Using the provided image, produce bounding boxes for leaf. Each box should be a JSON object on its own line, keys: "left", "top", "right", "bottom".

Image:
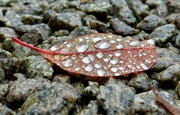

{"left": 152, "top": 87, "right": 180, "bottom": 115}
{"left": 12, "top": 33, "right": 157, "bottom": 77}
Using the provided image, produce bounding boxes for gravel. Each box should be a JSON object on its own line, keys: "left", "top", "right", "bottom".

{"left": 0, "top": 0, "right": 180, "bottom": 114}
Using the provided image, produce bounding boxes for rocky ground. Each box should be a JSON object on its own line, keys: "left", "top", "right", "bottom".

{"left": 0, "top": 0, "right": 180, "bottom": 114}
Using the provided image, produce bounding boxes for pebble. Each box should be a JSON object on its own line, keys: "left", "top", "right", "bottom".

{"left": 110, "top": 18, "right": 139, "bottom": 36}
{"left": 48, "top": 12, "right": 82, "bottom": 31}
{"left": 149, "top": 24, "right": 177, "bottom": 46}
{"left": 136, "top": 15, "right": 166, "bottom": 32}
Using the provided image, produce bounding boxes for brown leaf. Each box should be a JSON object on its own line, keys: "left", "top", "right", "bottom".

{"left": 12, "top": 33, "right": 157, "bottom": 77}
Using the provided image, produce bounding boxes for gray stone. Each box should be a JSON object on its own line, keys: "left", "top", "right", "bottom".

{"left": 0, "top": 103, "right": 16, "bottom": 115}
{"left": 174, "top": 82, "right": 180, "bottom": 106}
{"left": 0, "top": 67, "right": 5, "bottom": 82}
{"left": 151, "top": 64, "right": 180, "bottom": 86}
{"left": 83, "top": 81, "right": 99, "bottom": 97}
{"left": 174, "top": 14, "right": 180, "bottom": 29}
{"left": 19, "top": 82, "right": 77, "bottom": 114}
{"left": 127, "top": 0, "right": 149, "bottom": 21}
{"left": 175, "top": 33, "right": 180, "bottom": 48}
{"left": 0, "top": 27, "right": 19, "bottom": 41}
{"left": 149, "top": 24, "right": 177, "bottom": 46}
{"left": 22, "top": 14, "right": 43, "bottom": 25}
{"left": 128, "top": 73, "right": 151, "bottom": 92}
{"left": 136, "top": 15, "right": 166, "bottom": 32}
{"left": 132, "top": 89, "right": 173, "bottom": 114}
{"left": 97, "top": 83, "right": 135, "bottom": 114}
{"left": 7, "top": 77, "right": 50, "bottom": 103}
{"left": 0, "top": 84, "right": 8, "bottom": 100}
{"left": 110, "top": 18, "right": 139, "bottom": 36}
{"left": 166, "top": 0, "right": 180, "bottom": 13}
{"left": 146, "top": 0, "right": 168, "bottom": 16}
{"left": 18, "top": 56, "right": 53, "bottom": 79}
{"left": 79, "top": 100, "right": 98, "bottom": 115}
{"left": 48, "top": 12, "right": 82, "bottom": 31}
{"left": 110, "top": 0, "right": 136, "bottom": 25}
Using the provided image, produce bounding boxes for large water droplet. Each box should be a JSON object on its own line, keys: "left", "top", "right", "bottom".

{"left": 141, "top": 63, "right": 148, "bottom": 69}
{"left": 129, "top": 41, "right": 139, "bottom": 46}
{"left": 62, "top": 59, "right": 72, "bottom": 67}
{"left": 94, "top": 63, "right": 101, "bottom": 69}
{"left": 76, "top": 43, "right": 89, "bottom": 52}
{"left": 111, "top": 67, "right": 118, "bottom": 72}
{"left": 88, "top": 54, "right": 95, "bottom": 61}
{"left": 95, "top": 40, "right": 110, "bottom": 49}
{"left": 93, "top": 36, "right": 104, "bottom": 43}
{"left": 85, "top": 65, "right": 93, "bottom": 72}
{"left": 97, "top": 69, "right": 105, "bottom": 76}
{"left": 147, "top": 39, "right": 155, "bottom": 45}
{"left": 110, "top": 57, "right": 118, "bottom": 64}
{"left": 114, "top": 51, "right": 121, "bottom": 57}
{"left": 96, "top": 52, "right": 103, "bottom": 58}
{"left": 116, "top": 44, "right": 124, "bottom": 49}
{"left": 82, "top": 56, "right": 91, "bottom": 64}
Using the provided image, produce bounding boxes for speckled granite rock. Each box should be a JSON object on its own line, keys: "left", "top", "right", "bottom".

{"left": 110, "top": 18, "right": 139, "bottom": 36}
{"left": 21, "top": 14, "right": 43, "bottom": 25}
{"left": 0, "top": 103, "right": 16, "bottom": 115}
{"left": 0, "top": 84, "right": 8, "bottom": 100}
{"left": 0, "top": 27, "right": 19, "bottom": 41}
{"left": 132, "top": 89, "right": 173, "bottom": 114}
{"left": 19, "top": 82, "right": 78, "bottom": 114}
{"left": 48, "top": 12, "right": 82, "bottom": 31}
{"left": 175, "top": 33, "right": 180, "bottom": 48}
{"left": 0, "top": 67, "right": 5, "bottom": 82}
{"left": 83, "top": 81, "right": 99, "bottom": 97}
{"left": 128, "top": 72, "right": 151, "bottom": 92}
{"left": 166, "top": 0, "right": 180, "bottom": 13}
{"left": 136, "top": 15, "right": 166, "bottom": 32}
{"left": 149, "top": 24, "right": 177, "bottom": 46}
{"left": 18, "top": 56, "right": 53, "bottom": 79}
{"left": 97, "top": 83, "right": 136, "bottom": 114}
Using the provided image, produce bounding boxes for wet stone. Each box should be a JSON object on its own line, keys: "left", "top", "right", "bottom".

{"left": 175, "top": 33, "right": 180, "bottom": 48}
{"left": 83, "top": 81, "right": 99, "bottom": 97}
{"left": 21, "top": 14, "right": 43, "bottom": 25}
{"left": 43, "top": 10, "right": 56, "bottom": 23}
{"left": 166, "top": 0, "right": 180, "bottom": 13}
{"left": 151, "top": 64, "right": 180, "bottom": 86}
{"left": 110, "top": 18, "right": 139, "bottom": 36}
{"left": 0, "top": 103, "right": 16, "bottom": 115}
{"left": 136, "top": 15, "right": 166, "bottom": 32}
{"left": 110, "top": 0, "right": 136, "bottom": 25}
{"left": 146, "top": 0, "right": 168, "bottom": 16}
{"left": 132, "top": 90, "right": 173, "bottom": 114}
{"left": 0, "top": 84, "right": 8, "bottom": 100}
{"left": 53, "top": 74, "right": 70, "bottom": 83}
{"left": 80, "top": 1, "right": 112, "bottom": 17}
{"left": 151, "top": 47, "right": 180, "bottom": 71}
{"left": 0, "top": 67, "right": 5, "bottom": 82}
{"left": 97, "top": 83, "right": 135, "bottom": 114}
{"left": 7, "top": 77, "right": 50, "bottom": 103}
{"left": 78, "top": 100, "right": 98, "bottom": 115}
{"left": 20, "top": 28, "right": 46, "bottom": 46}
{"left": 128, "top": 73, "right": 151, "bottom": 92}
{"left": 127, "top": 0, "right": 149, "bottom": 21}
{"left": 174, "top": 14, "right": 180, "bottom": 29}
{"left": 19, "top": 82, "right": 77, "bottom": 115}
{"left": 48, "top": 12, "right": 82, "bottom": 31}
{"left": 18, "top": 56, "right": 53, "bottom": 79}
{"left": 149, "top": 24, "right": 177, "bottom": 46}
{"left": 0, "top": 27, "right": 19, "bottom": 41}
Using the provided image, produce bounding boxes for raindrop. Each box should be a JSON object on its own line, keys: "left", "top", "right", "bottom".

{"left": 96, "top": 52, "right": 103, "bottom": 58}
{"left": 95, "top": 40, "right": 111, "bottom": 49}
{"left": 71, "top": 54, "right": 77, "bottom": 60}
{"left": 66, "top": 43, "right": 72, "bottom": 48}
{"left": 110, "top": 58, "right": 118, "bottom": 64}
{"left": 115, "top": 73, "right": 120, "bottom": 76}
{"left": 147, "top": 39, "right": 155, "bottom": 45}
{"left": 62, "top": 59, "right": 72, "bottom": 67}
{"left": 145, "top": 59, "right": 151, "bottom": 63}
{"left": 111, "top": 67, "right": 118, "bottom": 72}
{"left": 127, "top": 65, "right": 132, "bottom": 68}
{"left": 129, "top": 41, "right": 139, "bottom": 46}
{"left": 79, "top": 38, "right": 83, "bottom": 42}
{"left": 54, "top": 55, "right": 60, "bottom": 60}
{"left": 88, "top": 54, "right": 95, "bottom": 61}
{"left": 85, "top": 65, "right": 93, "bottom": 72}
{"left": 110, "top": 40, "right": 116, "bottom": 43}
{"left": 141, "top": 63, "right": 148, "bottom": 69}
{"left": 50, "top": 46, "right": 58, "bottom": 51}
{"left": 103, "top": 57, "right": 110, "bottom": 62}
{"left": 76, "top": 43, "right": 88, "bottom": 52}
{"left": 116, "top": 38, "right": 122, "bottom": 42}
{"left": 82, "top": 57, "right": 91, "bottom": 64}
{"left": 75, "top": 67, "right": 80, "bottom": 71}
{"left": 93, "top": 36, "right": 104, "bottom": 43}
{"left": 116, "top": 44, "right": 124, "bottom": 49}
{"left": 136, "top": 66, "right": 140, "bottom": 69}
{"left": 97, "top": 69, "right": 105, "bottom": 76}
{"left": 119, "top": 67, "right": 124, "bottom": 70}
{"left": 94, "top": 63, "right": 101, "bottom": 69}
{"left": 114, "top": 51, "right": 121, "bottom": 57}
